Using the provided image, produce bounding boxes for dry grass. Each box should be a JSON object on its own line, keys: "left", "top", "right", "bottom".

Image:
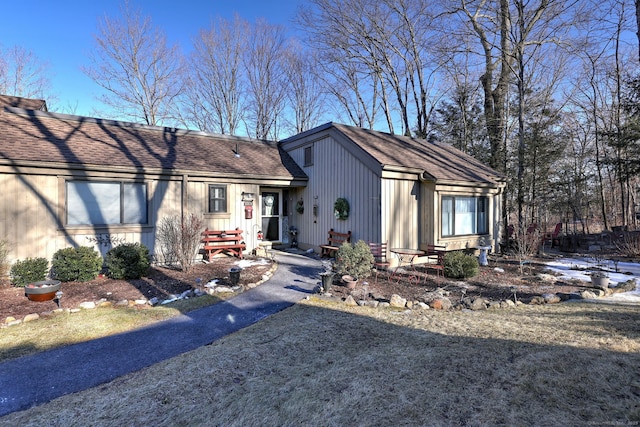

{"left": 0, "top": 295, "right": 224, "bottom": 362}
{"left": 2, "top": 298, "right": 640, "bottom": 426}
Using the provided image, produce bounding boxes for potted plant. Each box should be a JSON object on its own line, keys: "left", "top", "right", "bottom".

{"left": 590, "top": 271, "right": 610, "bottom": 290}
{"left": 335, "top": 240, "right": 374, "bottom": 289}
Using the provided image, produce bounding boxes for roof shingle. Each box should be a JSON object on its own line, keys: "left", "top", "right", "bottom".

{"left": 0, "top": 107, "right": 306, "bottom": 181}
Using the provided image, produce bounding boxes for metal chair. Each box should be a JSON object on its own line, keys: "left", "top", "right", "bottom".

{"left": 368, "top": 242, "right": 390, "bottom": 284}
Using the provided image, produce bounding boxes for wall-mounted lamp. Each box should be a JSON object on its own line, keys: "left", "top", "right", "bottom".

{"left": 241, "top": 192, "right": 255, "bottom": 202}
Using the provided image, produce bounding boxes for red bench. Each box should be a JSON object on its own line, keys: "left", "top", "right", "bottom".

{"left": 201, "top": 228, "right": 246, "bottom": 261}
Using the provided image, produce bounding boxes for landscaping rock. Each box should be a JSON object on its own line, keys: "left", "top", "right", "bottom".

{"left": 344, "top": 295, "right": 357, "bottom": 306}
{"left": 529, "top": 296, "right": 546, "bottom": 305}
{"left": 470, "top": 298, "right": 488, "bottom": 310}
{"left": 79, "top": 301, "right": 96, "bottom": 310}
{"left": 389, "top": 294, "right": 407, "bottom": 308}
{"left": 429, "top": 297, "right": 452, "bottom": 310}
{"left": 23, "top": 313, "right": 40, "bottom": 322}
{"left": 487, "top": 301, "right": 502, "bottom": 309}
{"left": 543, "top": 293, "right": 561, "bottom": 304}
{"left": 500, "top": 300, "right": 516, "bottom": 309}
{"left": 580, "top": 290, "right": 598, "bottom": 299}
{"left": 612, "top": 279, "right": 637, "bottom": 293}
{"left": 536, "top": 273, "right": 557, "bottom": 283}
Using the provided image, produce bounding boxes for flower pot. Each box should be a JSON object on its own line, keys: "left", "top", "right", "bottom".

{"left": 591, "top": 276, "right": 609, "bottom": 290}
{"left": 24, "top": 280, "right": 62, "bottom": 302}
{"left": 320, "top": 272, "right": 335, "bottom": 291}
{"left": 342, "top": 274, "right": 357, "bottom": 290}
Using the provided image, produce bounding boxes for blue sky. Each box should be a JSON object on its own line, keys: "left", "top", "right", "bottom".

{"left": 0, "top": 0, "right": 305, "bottom": 117}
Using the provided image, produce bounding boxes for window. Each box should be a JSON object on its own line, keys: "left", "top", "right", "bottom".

{"left": 208, "top": 185, "right": 227, "bottom": 213}
{"left": 67, "top": 181, "right": 147, "bottom": 226}
{"left": 441, "top": 196, "right": 488, "bottom": 236}
{"left": 304, "top": 146, "right": 313, "bottom": 166}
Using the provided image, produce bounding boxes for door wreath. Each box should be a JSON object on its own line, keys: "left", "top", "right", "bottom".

{"left": 334, "top": 197, "right": 350, "bottom": 220}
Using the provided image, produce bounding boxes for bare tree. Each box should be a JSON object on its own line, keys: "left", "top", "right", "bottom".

{"left": 297, "top": 0, "right": 445, "bottom": 136}
{"left": 83, "top": 1, "right": 183, "bottom": 126}
{"left": 283, "top": 42, "right": 327, "bottom": 134}
{"left": 243, "top": 19, "right": 289, "bottom": 140}
{"left": 0, "top": 44, "right": 52, "bottom": 100}
{"left": 183, "top": 16, "right": 248, "bottom": 134}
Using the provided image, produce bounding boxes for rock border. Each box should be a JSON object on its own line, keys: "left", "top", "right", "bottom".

{"left": 318, "top": 277, "right": 638, "bottom": 312}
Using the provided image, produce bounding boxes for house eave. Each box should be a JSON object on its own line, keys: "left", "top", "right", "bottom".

{"left": 0, "top": 159, "right": 308, "bottom": 186}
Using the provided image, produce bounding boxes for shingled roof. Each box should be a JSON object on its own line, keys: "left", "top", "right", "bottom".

{"left": 0, "top": 107, "right": 307, "bottom": 182}
{"left": 331, "top": 123, "right": 504, "bottom": 186}
{"left": 0, "top": 94, "right": 47, "bottom": 111}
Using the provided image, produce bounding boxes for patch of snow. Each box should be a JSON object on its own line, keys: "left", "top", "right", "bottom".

{"left": 544, "top": 257, "right": 640, "bottom": 303}
{"left": 234, "top": 259, "right": 270, "bottom": 268}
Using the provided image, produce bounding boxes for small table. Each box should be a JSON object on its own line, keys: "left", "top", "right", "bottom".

{"left": 390, "top": 248, "right": 425, "bottom": 284}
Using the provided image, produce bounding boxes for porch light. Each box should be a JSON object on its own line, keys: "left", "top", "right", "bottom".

{"left": 241, "top": 192, "right": 255, "bottom": 202}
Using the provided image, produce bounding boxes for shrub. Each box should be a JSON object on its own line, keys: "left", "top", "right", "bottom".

{"left": 444, "top": 250, "right": 479, "bottom": 279}
{"left": 155, "top": 213, "right": 204, "bottom": 272}
{"left": 10, "top": 257, "right": 49, "bottom": 287}
{"left": 335, "top": 240, "right": 374, "bottom": 279}
{"left": 106, "top": 243, "right": 150, "bottom": 280}
{"left": 51, "top": 246, "right": 103, "bottom": 282}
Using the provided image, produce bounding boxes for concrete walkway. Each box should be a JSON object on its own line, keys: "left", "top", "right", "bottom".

{"left": 0, "top": 251, "right": 324, "bottom": 417}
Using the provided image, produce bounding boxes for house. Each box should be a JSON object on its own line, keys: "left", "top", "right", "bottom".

{"left": 0, "top": 95, "right": 306, "bottom": 263}
{"left": 0, "top": 95, "right": 505, "bottom": 266}
{"left": 280, "top": 123, "right": 506, "bottom": 258}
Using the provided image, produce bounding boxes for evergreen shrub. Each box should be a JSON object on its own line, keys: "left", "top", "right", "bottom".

{"left": 444, "top": 250, "right": 479, "bottom": 279}
{"left": 335, "top": 240, "right": 374, "bottom": 279}
{"left": 51, "top": 246, "right": 103, "bottom": 282}
{"left": 10, "top": 257, "right": 49, "bottom": 287}
{"left": 106, "top": 243, "right": 150, "bottom": 280}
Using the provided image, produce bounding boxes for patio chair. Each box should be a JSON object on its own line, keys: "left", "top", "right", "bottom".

{"left": 543, "top": 223, "right": 562, "bottom": 248}
{"left": 368, "top": 242, "right": 390, "bottom": 284}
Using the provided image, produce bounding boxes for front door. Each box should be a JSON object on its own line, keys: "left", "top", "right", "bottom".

{"left": 261, "top": 190, "right": 281, "bottom": 241}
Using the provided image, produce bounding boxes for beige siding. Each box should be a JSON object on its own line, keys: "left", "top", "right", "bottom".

{"left": 0, "top": 167, "right": 264, "bottom": 268}
{"left": 285, "top": 135, "right": 382, "bottom": 251}
{"left": 381, "top": 177, "right": 419, "bottom": 250}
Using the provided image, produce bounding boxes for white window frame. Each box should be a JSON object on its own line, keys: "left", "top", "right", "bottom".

{"left": 208, "top": 184, "right": 228, "bottom": 213}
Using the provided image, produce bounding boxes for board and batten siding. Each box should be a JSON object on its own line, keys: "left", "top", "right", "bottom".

{"left": 381, "top": 177, "right": 420, "bottom": 251}
{"left": 187, "top": 180, "right": 261, "bottom": 249}
{"left": 284, "top": 134, "right": 382, "bottom": 251}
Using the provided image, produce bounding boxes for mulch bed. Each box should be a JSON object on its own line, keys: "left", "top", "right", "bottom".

{"left": 325, "top": 255, "right": 597, "bottom": 305}
{"left": 0, "top": 257, "right": 272, "bottom": 321}
{"left": 0, "top": 250, "right": 626, "bottom": 321}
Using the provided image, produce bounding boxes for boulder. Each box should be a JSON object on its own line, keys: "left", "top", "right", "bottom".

{"left": 529, "top": 296, "right": 546, "bottom": 305}
{"left": 79, "top": 301, "right": 96, "bottom": 310}
{"left": 23, "top": 313, "right": 40, "bottom": 323}
{"left": 470, "top": 298, "right": 488, "bottom": 310}
{"left": 580, "top": 290, "right": 598, "bottom": 299}
{"left": 429, "top": 297, "right": 452, "bottom": 310}
{"left": 389, "top": 294, "right": 407, "bottom": 308}
{"left": 344, "top": 295, "right": 358, "bottom": 306}
{"left": 542, "top": 293, "right": 561, "bottom": 304}
{"left": 612, "top": 279, "right": 637, "bottom": 293}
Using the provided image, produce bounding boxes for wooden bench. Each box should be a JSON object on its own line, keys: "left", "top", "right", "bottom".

{"left": 201, "top": 228, "right": 246, "bottom": 261}
{"left": 320, "top": 228, "right": 352, "bottom": 257}
{"left": 423, "top": 244, "right": 446, "bottom": 278}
